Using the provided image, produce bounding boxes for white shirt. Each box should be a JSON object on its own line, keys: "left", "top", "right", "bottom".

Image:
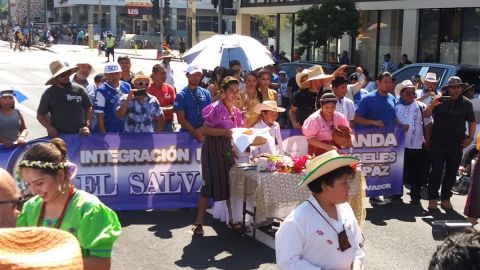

{"left": 250, "top": 120, "right": 284, "bottom": 158}
{"left": 336, "top": 97, "right": 355, "bottom": 121}
{"left": 415, "top": 89, "right": 438, "bottom": 106}
{"left": 395, "top": 101, "right": 432, "bottom": 149}
{"left": 276, "top": 195, "right": 365, "bottom": 270}
{"left": 164, "top": 63, "right": 175, "bottom": 87}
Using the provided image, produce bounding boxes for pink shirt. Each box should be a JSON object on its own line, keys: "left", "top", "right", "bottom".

{"left": 302, "top": 110, "right": 349, "bottom": 142}
{"left": 202, "top": 100, "right": 243, "bottom": 129}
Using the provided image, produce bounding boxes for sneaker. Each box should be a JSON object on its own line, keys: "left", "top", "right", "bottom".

{"left": 369, "top": 196, "right": 388, "bottom": 206}
{"left": 428, "top": 200, "right": 438, "bottom": 210}
{"left": 441, "top": 200, "right": 453, "bottom": 210}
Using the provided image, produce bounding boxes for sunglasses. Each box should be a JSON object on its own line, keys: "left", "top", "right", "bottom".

{"left": 136, "top": 82, "right": 150, "bottom": 87}
{"left": 0, "top": 197, "right": 26, "bottom": 211}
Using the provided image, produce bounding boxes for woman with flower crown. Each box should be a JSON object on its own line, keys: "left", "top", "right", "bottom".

{"left": 16, "top": 138, "right": 121, "bottom": 270}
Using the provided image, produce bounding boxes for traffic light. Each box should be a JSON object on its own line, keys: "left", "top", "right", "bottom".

{"left": 211, "top": 0, "right": 218, "bottom": 8}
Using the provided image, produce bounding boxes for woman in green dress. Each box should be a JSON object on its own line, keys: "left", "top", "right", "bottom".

{"left": 16, "top": 138, "right": 121, "bottom": 270}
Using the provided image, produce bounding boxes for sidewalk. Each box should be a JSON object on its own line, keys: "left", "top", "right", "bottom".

{"left": 33, "top": 43, "right": 181, "bottom": 62}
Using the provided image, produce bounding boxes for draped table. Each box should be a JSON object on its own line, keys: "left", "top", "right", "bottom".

{"left": 229, "top": 166, "right": 366, "bottom": 239}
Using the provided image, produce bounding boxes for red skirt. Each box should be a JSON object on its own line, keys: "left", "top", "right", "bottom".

{"left": 308, "top": 141, "right": 337, "bottom": 156}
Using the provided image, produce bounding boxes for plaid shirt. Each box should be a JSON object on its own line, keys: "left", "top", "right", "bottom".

{"left": 118, "top": 94, "right": 163, "bottom": 133}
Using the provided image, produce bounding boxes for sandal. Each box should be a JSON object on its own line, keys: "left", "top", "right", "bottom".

{"left": 228, "top": 222, "right": 243, "bottom": 231}
{"left": 191, "top": 224, "right": 204, "bottom": 236}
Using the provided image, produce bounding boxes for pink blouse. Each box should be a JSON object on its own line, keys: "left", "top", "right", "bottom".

{"left": 202, "top": 100, "right": 243, "bottom": 129}
{"left": 302, "top": 110, "right": 349, "bottom": 142}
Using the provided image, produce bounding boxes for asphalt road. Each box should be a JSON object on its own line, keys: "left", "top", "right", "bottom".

{"left": 0, "top": 41, "right": 477, "bottom": 270}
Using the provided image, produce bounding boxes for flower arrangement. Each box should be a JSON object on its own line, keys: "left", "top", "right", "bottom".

{"left": 255, "top": 155, "right": 312, "bottom": 173}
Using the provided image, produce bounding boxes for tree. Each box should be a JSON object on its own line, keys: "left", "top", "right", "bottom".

{"left": 295, "top": 0, "right": 359, "bottom": 60}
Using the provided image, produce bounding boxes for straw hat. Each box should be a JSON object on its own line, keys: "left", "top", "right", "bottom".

{"left": 45, "top": 61, "right": 79, "bottom": 85}
{"left": 306, "top": 65, "right": 333, "bottom": 82}
{"left": 161, "top": 50, "right": 175, "bottom": 58}
{"left": 254, "top": 100, "right": 286, "bottom": 114}
{"left": 298, "top": 150, "right": 359, "bottom": 188}
{"left": 394, "top": 79, "right": 415, "bottom": 97}
{"left": 421, "top": 72, "right": 438, "bottom": 83}
{"left": 295, "top": 69, "right": 309, "bottom": 89}
{"left": 131, "top": 71, "right": 152, "bottom": 84}
{"left": 0, "top": 227, "right": 84, "bottom": 270}
{"left": 75, "top": 60, "right": 95, "bottom": 74}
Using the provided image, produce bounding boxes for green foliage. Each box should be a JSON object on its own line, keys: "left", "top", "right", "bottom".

{"left": 0, "top": 5, "right": 8, "bottom": 19}
{"left": 295, "top": 0, "right": 359, "bottom": 49}
{"left": 254, "top": 15, "right": 276, "bottom": 39}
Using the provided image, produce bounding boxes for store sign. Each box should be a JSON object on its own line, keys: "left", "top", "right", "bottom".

{"left": 127, "top": 7, "right": 151, "bottom": 16}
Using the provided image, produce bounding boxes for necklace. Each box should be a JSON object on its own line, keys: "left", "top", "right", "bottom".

{"left": 37, "top": 185, "right": 76, "bottom": 228}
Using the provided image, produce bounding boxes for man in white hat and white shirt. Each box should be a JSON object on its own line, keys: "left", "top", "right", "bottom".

{"left": 161, "top": 50, "right": 175, "bottom": 87}
{"left": 250, "top": 100, "right": 285, "bottom": 158}
{"left": 37, "top": 60, "right": 92, "bottom": 138}
{"left": 394, "top": 80, "right": 432, "bottom": 204}
{"left": 416, "top": 72, "right": 439, "bottom": 106}
{"left": 94, "top": 62, "right": 131, "bottom": 133}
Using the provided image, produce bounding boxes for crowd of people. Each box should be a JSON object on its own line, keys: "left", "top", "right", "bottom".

{"left": 1, "top": 48, "right": 480, "bottom": 269}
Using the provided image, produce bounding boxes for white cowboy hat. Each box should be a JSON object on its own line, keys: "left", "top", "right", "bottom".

{"left": 394, "top": 79, "right": 415, "bottom": 98}
{"left": 161, "top": 50, "right": 175, "bottom": 58}
{"left": 131, "top": 71, "right": 152, "bottom": 84}
{"left": 295, "top": 69, "right": 309, "bottom": 89}
{"left": 75, "top": 61, "right": 95, "bottom": 74}
{"left": 306, "top": 65, "right": 334, "bottom": 82}
{"left": 421, "top": 72, "right": 438, "bottom": 83}
{"left": 298, "top": 150, "right": 359, "bottom": 188}
{"left": 45, "top": 60, "right": 79, "bottom": 85}
{"left": 254, "top": 100, "right": 286, "bottom": 114}
{"left": 0, "top": 227, "right": 83, "bottom": 270}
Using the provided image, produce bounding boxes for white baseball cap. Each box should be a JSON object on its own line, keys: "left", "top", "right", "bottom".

{"left": 104, "top": 63, "right": 121, "bottom": 74}
{"left": 185, "top": 64, "right": 202, "bottom": 75}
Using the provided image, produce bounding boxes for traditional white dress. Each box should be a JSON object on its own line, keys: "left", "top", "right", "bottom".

{"left": 276, "top": 195, "right": 365, "bottom": 270}
{"left": 250, "top": 120, "right": 284, "bottom": 158}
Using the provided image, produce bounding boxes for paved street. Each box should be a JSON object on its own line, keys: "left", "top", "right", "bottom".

{"left": 0, "top": 41, "right": 477, "bottom": 269}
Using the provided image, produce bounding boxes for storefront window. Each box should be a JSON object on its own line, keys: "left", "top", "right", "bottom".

{"left": 461, "top": 8, "right": 480, "bottom": 66}
{"left": 418, "top": 9, "right": 439, "bottom": 62}
{"left": 439, "top": 9, "right": 461, "bottom": 63}
{"left": 378, "top": 10, "right": 403, "bottom": 73}
{"left": 354, "top": 10, "right": 378, "bottom": 79}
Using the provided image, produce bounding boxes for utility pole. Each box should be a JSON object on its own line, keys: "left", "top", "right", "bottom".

{"left": 217, "top": 0, "right": 222, "bottom": 34}
{"left": 186, "top": 0, "right": 196, "bottom": 49}
{"left": 26, "top": 0, "right": 31, "bottom": 25}
{"left": 157, "top": 0, "right": 163, "bottom": 59}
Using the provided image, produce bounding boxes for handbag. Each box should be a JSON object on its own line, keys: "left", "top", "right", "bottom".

{"left": 332, "top": 125, "right": 353, "bottom": 148}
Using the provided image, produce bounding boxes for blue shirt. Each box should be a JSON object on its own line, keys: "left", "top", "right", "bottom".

{"left": 355, "top": 90, "right": 396, "bottom": 129}
{"left": 173, "top": 86, "right": 211, "bottom": 131}
{"left": 94, "top": 81, "right": 131, "bottom": 132}
{"left": 353, "top": 89, "right": 369, "bottom": 110}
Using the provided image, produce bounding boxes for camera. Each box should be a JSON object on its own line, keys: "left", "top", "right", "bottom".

{"left": 133, "top": 89, "right": 147, "bottom": 97}
{"left": 432, "top": 220, "right": 473, "bottom": 240}
{"left": 440, "top": 96, "right": 451, "bottom": 102}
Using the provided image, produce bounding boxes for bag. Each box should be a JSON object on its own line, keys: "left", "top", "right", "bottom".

{"left": 332, "top": 125, "right": 353, "bottom": 148}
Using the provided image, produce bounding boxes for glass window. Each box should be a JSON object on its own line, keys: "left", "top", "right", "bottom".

{"left": 354, "top": 10, "right": 378, "bottom": 79}
{"left": 378, "top": 10, "right": 403, "bottom": 73}
{"left": 177, "top": 15, "right": 187, "bottom": 31}
{"left": 418, "top": 9, "right": 439, "bottom": 63}
{"left": 461, "top": 8, "right": 480, "bottom": 66}
{"left": 279, "top": 14, "right": 293, "bottom": 62}
{"left": 439, "top": 9, "right": 461, "bottom": 63}
{"left": 392, "top": 66, "right": 422, "bottom": 85}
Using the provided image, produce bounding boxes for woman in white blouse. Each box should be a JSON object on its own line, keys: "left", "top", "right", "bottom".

{"left": 276, "top": 150, "right": 365, "bottom": 270}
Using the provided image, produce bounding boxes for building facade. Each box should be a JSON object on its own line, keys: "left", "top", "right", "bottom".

{"left": 236, "top": 0, "right": 480, "bottom": 76}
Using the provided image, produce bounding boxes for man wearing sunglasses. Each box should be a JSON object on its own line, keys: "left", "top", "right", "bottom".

{"left": 116, "top": 73, "right": 165, "bottom": 133}
{"left": 0, "top": 168, "right": 21, "bottom": 228}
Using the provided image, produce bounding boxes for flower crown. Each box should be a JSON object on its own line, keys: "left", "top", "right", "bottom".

{"left": 18, "top": 160, "right": 78, "bottom": 180}
{"left": 18, "top": 160, "right": 71, "bottom": 170}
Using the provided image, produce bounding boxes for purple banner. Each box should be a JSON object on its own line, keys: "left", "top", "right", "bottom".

{"left": 0, "top": 128, "right": 404, "bottom": 210}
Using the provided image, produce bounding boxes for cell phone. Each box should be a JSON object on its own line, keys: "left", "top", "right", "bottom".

{"left": 133, "top": 89, "right": 147, "bottom": 97}
{"left": 440, "top": 96, "right": 451, "bottom": 102}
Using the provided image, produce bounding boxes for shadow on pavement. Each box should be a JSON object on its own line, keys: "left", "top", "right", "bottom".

{"left": 175, "top": 217, "right": 276, "bottom": 270}
{"left": 366, "top": 201, "right": 429, "bottom": 226}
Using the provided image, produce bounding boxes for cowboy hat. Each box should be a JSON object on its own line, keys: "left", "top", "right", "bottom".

{"left": 131, "top": 71, "right": 152, "bottom": 84}
{"left": 45, "top": 60, "right": 79, "bottom": 85}
{"left": 441, "top": 76, "right": 468, "bottom": 92}
{"left": 75, "top": 60, "right": 95, "bottom": 74}
{"left": 421, "top": 72, "right": 438, "bottom": 83}
{"left": 306, "top": 65, "right": 333, "bottom": 82}
{"left": 394, "top": 79, "right": 415, "bottom": 97}
{"left": 298, "top": 150, "right": 359, "bottom": 188}
{"left": 254, "top": 100, "right": 286, "bottom": 114}
{"left": 295, "top": 68, "right": 309, "bottom": 89}
{"left": 0, "top": 227, "right": 83, "bottom": 270}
